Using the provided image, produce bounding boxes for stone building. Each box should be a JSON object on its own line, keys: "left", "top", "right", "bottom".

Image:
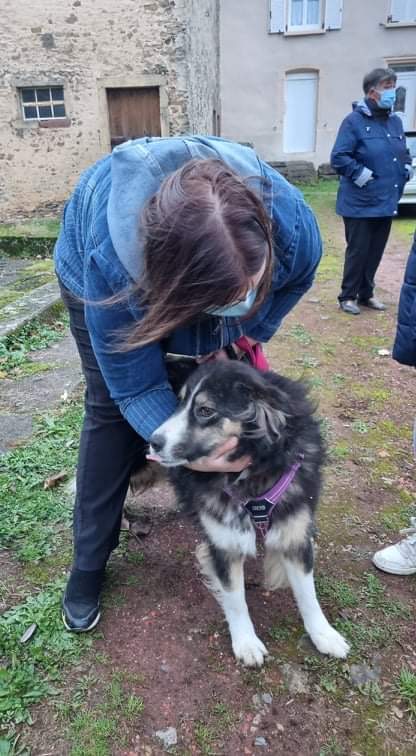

{"left": 0, "top": 0, "right": 220, "bottom": 220}
{"left": 3, "top": 0, "right": 415, "bottom": 220}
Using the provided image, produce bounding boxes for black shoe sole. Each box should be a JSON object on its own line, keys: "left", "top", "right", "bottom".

{"left": 62, "top": 609, "right": 101, "bottom": 633}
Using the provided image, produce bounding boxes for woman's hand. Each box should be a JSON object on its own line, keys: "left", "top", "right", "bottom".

{"left": 195, "top": 349, "right": 230, "bottom": 364}
{"left": 185, "top": 436, "right": 251, "bottom": 473}
{"left": 196, "top": 337, "right": 259, "bottom": 364}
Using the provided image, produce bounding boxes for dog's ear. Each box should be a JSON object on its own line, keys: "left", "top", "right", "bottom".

{"left": 234, "top": 377, "right": 287, "bottom": 444}
{"left": 254, "top": 396, "right": 287, "bottom": 443}
{"left": 261, "top": 372, "right": 316, "bottom": 419}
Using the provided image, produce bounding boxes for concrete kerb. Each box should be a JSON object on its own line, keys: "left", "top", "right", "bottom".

{"left": 0, "top": 280, "right": 62, "bottom": 340}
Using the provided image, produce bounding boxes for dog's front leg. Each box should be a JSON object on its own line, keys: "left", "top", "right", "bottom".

{"left": 196, "top": 540, "right": 268, "bottom": 667}
{"left": 284, "top": 553, "right": 350, "bottom": 659}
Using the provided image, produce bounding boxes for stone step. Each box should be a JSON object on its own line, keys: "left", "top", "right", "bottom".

{"left": 0, "top": 280, "right": 61, "bottom": 340}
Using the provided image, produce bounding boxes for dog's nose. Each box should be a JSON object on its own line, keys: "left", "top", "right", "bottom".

{"left": 150, "top": 433, "right": 165, "bottom": 453}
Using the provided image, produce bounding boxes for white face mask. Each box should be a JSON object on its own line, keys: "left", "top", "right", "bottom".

{"left": 205, "top": 288, "right": 257, "bottom": 318}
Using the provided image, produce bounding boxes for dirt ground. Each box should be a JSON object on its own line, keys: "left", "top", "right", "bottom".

{"left": 3, "top": 190, "right": 416, "bottom": 756}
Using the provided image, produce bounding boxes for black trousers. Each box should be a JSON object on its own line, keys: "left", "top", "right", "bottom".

{"left": 60, "top": 282, "right": 147, "bottom": 571}
{"left": 338, "top": 217, "right": 392, "bottom": 303}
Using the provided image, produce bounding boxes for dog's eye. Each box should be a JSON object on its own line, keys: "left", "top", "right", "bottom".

{"left": 196, "top": 406, "right": 215, "bottom": 418}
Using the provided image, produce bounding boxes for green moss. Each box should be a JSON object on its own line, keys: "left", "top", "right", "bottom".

{"left": 0, "top": 259, "right": 56, "bottom": 320}
{"left": 24, "top": 259, "right": 55, "bottom": 274}
{"left": 318, "top": 497, "right": 360, "bottom": 542}
{"left": 289, "top": 324, "right": 313, "bottom": 345}
{"left": 0, "top": 288, "right": 21, "bottom": 310}
{"left": 349, "top": 382, "right": 392, "bottom": 406}
{"left": 398, "top": 488, "right": 416, "bottom": 505}
{"left": 330, "top": 442, "right": 350, "bottom": 459}
{"left": 316, "top": 251, "right": 341, "bottom": 283}
{"left": 298, "top": 178, "right": 338, "bottom": 195}
{"left": 380, "top": 501, "right": 416, "bottom": 532}
{"left": 0, "top": 237, "right": 56, "bottom": 258}
{"left": 9, "top": 258, "right": 56, "bottom": 292}
{"left": 316, "top": 575, "right": 358, "bottom": 609}
{"left": 350, "top": 335, "right": 391, "bottom": 353}
{"left": 392, "top": 216, "right": 415, "bottom": 244}
{"left": 334, "top": 618, "right": 391, "bottom": 654}
{"left": 349, "top": 702, "right": 390, "bottom": 756}
{"left": 0, "top": 312, "right": 68, "bottom": 377}
{"left": 1, "top": 360, "right": 57, "bottom": 379}
{"left": 0, "top": 219, "right": 60, "bottom": 238}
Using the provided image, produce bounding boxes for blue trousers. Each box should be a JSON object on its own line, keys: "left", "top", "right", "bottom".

{"left": 60, "top": 282, "right": 147, "bottom": 570}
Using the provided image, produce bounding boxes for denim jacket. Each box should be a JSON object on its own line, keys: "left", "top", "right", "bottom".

{"left": 331, "top": 100, "right": 411, "bottom": 218}
{"left": 55, "top": 136, "right": 322, "bottom": 440}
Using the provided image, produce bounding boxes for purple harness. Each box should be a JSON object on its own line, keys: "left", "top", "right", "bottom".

{"left": 226, "top": 457, "right": 303, "bottom": 540}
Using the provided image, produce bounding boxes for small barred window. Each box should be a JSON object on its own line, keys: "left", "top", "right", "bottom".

{"left": 20, "top": 86, "right": 66, "bottom": 121}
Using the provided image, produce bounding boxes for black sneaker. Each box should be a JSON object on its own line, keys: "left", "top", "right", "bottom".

{"left": 62, "top": 568, "right": 105, "bottom": 632}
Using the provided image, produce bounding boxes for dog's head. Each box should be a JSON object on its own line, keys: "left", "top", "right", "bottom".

{"left": 149, "top": 361, "right": 308, "bottom": 467}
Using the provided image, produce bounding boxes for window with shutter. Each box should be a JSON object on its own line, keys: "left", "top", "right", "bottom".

{"left": 388, "top": 0, "right": 416, "bottom": 22}
{"left": 324, "top": 0, "right": 343, "bottom": 30}
{"left": 287, "top": 0, "right": 322, "bottom": 31}
{"left": 270, "top": 1, "right": 343, "bottom": 34}
{"left": 270, "top": 0, "right": 285, "bottom": 33}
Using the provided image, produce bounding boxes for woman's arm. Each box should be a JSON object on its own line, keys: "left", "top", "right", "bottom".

{"left": 84, "top": 259, "right": 178, "bottom": 441}
{"left": 330, "top": 115, "right": 373, "bottom": 186}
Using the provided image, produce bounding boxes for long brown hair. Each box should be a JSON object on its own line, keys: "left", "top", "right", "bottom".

{"left": 121, "top": 158, "right": 274, "bottom": 348}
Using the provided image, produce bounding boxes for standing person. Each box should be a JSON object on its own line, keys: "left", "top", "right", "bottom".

{"left": 331, "top": 68, "right": 412, "bottom": 315}
{"left": 54, "top": 135, "right": 322, "bottom": 632}
{"left": 373, "top": 231, "right": 416, "bottom": 575}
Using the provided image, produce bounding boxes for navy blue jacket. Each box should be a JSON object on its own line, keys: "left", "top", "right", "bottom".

{"left": 393, "top": 231, "right": 416, "bottom": 367}
{"left": 331, "top": 99, "right": 411, "bottom": 218}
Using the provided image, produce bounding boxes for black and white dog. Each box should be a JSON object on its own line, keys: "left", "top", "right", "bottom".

{"left": 147, "top": 360, "right": 350, "bottom": 667}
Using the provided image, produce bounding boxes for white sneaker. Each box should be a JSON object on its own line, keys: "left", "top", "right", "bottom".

{"left": 372, "top": 518, "right": 416, "bottom": 575}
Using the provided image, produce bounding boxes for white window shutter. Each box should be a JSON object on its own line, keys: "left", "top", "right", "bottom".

{"left": 270, "top": 0, "right": 285, "bottom": 33}
{"left": 389, "top": 0, "right": 416, "bottom": 22}
{"left": 324, "top": 0, "right": 343, "bottom": 30}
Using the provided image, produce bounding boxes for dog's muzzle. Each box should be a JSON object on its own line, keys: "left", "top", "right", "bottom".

{"left": 148, "top": 432, "right": 188, "bottom": 467}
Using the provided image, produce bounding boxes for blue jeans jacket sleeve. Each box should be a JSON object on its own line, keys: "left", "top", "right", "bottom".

{"left": 84, "top": 250, "right": 178, "bottom": 441}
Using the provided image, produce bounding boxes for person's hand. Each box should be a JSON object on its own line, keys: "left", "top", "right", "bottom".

{"left": 185, "top": 436, "right": 251, "bottom": 473}
{"left": 196, "top": 338, "right": 259, "bottom": 364}
{"left": 195, "top": 349, "right": 230, "bottom": 364}
{"left": 232, "top": 336, "right": 259, "bottom": 359}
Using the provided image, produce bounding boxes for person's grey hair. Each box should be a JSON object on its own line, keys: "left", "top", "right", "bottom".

{"left": 363, "top": 67, "right": 397, "bottom": 94}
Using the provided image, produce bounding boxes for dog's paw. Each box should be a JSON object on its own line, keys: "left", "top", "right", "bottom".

{"left": 232, "top": 633, "right": 269, "bottom": 667}
{"left": 309, "top": 624, "right": 350, "bottom": 659}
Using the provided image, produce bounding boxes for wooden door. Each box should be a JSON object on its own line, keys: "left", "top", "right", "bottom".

{"left": 106, "top": 87, "right": 161, "bottom": 149}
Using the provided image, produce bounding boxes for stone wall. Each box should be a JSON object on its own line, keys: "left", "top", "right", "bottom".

{"left": 0, "top": 0, "right": 219, "bottom": 220}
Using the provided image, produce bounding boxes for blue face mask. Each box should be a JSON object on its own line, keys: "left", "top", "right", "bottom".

{"left": 206, "top": 288, "right": 257, "bottom": 318}
{"left": 377, "top": 88, "right": 396, "bottom": 110}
